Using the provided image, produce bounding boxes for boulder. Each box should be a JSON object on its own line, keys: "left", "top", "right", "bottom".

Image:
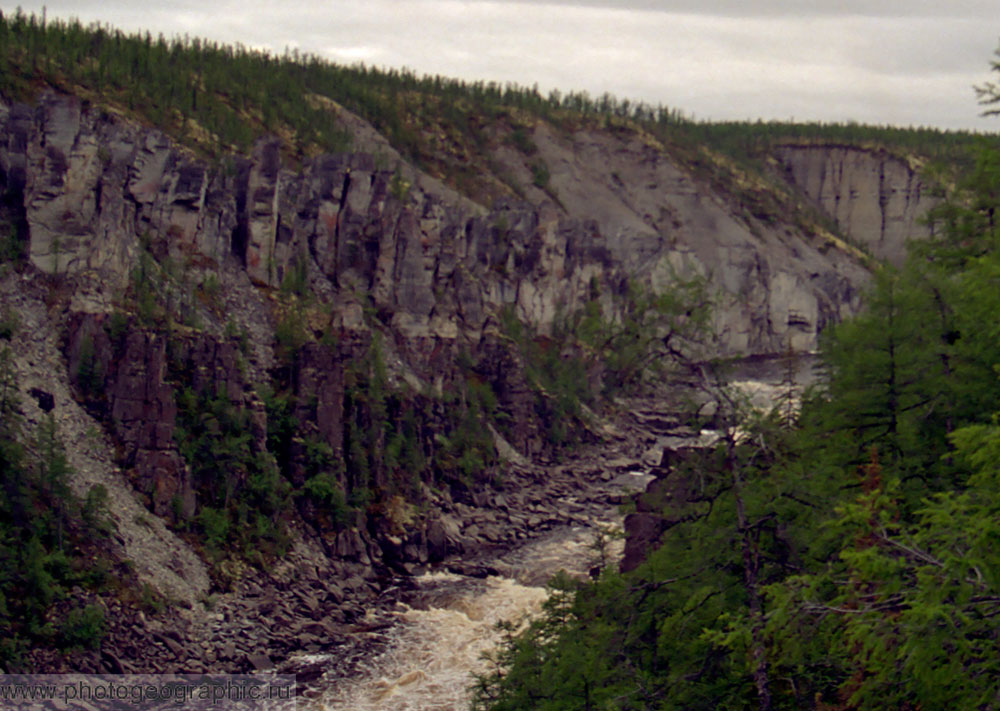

{"left": 426, "top": 513, "right": 463, "bottom": 561}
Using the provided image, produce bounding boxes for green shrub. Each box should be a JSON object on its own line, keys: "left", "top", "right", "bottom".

{"left": 433, "top": 383, "right": 498, "bottom": 482}
{"left": 138, "top": 582, "right": 166, "bottom": 613}
{"left": 197, "top": 506, "right": 230, "bottom": 550}
{"left": 59, "top": 604, "right": 106, "bottom": 650}
{"left": 531, "top": 160, "right": 550, "bottom": 188}
{"left": 200, "top": 273, "right": 221, "bottom": 299}
{"left": 75, "top": 335, "right": 104, "bottom": 398}
{"left": 105, "top": 311, "right": 130, "bottom": 343}
{"left": 274, "top": 308, "right": 307, "bottom": 361}
{"left": 0, "top": 310, "right": 17, "bottom": 340}
{"left": 302, "top": 473, "right": 351, "bottom": 529}
{"left": 0, "top": 223, "right": 24, "bottom": 266}
{"left": 509, "top": 126, "right": 537, "bottom": 155}
{"left": 390, "top": 169, "right": 411, "bottom": 201}
{"left": 280, "top": 257, "right": 310, "bottom": 299}
{"left": 82, "top": 484, "right": 114, "bottom": 537}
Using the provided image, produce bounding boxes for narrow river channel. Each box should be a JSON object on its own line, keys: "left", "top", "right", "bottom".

{"left": 318, "top": 468, "right": 652, "bottom": 711}
{"left": 306, "top": 356, "right": 819, "bottom": 710}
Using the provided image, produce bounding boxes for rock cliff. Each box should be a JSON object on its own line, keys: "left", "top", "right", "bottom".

{"left": 774, "top": 143, "right": 937, "bottom": 265}
{"left": 0, "top": 90, "right": 930, "bottom": 673}
{"left": 3, "top": 94, "right": 873, "bottom": 356}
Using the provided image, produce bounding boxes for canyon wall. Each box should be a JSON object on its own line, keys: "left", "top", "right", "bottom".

{"left": 2, "top": 94, "right": 873, "bottom": 358}
{"left": 775, "top": 143, "right": 937, "bottom": 265}
{"left": 0, "top": 91, "right": 935, "bottom": 672}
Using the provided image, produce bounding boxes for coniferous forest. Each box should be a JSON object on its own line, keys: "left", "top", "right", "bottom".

{"left": 472, "top": 111, "right": 1000, "bottom": 710}
{"left": 3, "top": 8, "right": 1000, "bottom": 709}
{"left": 0, "top": 9, "right": 984, "bottom": 177}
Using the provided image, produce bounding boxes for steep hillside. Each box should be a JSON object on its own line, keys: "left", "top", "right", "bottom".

{"left": 0, "top": 12, "right": 975, "bottom": 674}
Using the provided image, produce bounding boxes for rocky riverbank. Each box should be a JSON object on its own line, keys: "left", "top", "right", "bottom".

{"left": 19, "top": 392, "right": 701, "bottom": 679}
{"left": 1, "top": 84, "right": 841, "bottom": 682}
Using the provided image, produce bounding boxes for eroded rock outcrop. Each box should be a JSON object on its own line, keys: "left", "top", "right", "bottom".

{"left": 1, "top": 92, "right": 875, "bottom": 359}
{"left": 775, "top": 143, "right": 937, "bottom": 266}
{"left": 65, "top": 313, "right": 194, "bottom": 517}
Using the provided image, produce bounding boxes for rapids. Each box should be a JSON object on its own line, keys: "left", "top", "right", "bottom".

{"left": 318, "top": 480, "right": 649, "bottom": 711}
{"left": 305, "top": 357, "right": 817, "bottom": 710}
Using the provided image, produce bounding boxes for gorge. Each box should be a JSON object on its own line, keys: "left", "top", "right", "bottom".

{"left": 1, "top": 21, "right": 971, "bottom": 708}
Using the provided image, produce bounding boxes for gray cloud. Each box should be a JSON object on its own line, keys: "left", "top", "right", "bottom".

{"left": 493, "top": 0, "right": 1000, "bottom": 19}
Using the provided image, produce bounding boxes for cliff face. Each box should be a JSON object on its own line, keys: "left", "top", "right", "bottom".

{"left": 0, "top": 90, "right": 929, "bottom": 672}
{"left": 2, "top": 93, "right": 871, "bottom": 357}
{"left": 775, "top": 143, "right": 937, "bottom": 265}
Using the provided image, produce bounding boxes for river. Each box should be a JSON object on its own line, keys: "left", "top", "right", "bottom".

{"left": 315, "top": 468, "right": 653, "bottom": 711}
{"left": 300, "top": 356, "right": 819, "bottom": 710}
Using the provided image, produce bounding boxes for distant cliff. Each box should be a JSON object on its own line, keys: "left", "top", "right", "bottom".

{"left": 3, "top": 94, "right": 874, "bottom": 357}
{"left": 775, "top": 143, "right": 937, "bottom": 265}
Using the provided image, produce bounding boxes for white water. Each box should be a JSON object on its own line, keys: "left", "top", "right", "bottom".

{"left": 318, "top": 505, "right": 638, "bottom": 710}
{"left": 310, "top": 363, "right": 817, "bottom": 710}
{"left": 322, "top": 574, "right": 548, "bottom": 711}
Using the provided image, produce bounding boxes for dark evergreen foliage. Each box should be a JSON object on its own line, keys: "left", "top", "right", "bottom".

{"left": 474, "top": 49, "right": 1000, "bottom": 710}
{"left": 0, "top": 8, "right": 985, "bottom": 182}
{"left": 0, "top": 345, "right": 113, "bottom": 666}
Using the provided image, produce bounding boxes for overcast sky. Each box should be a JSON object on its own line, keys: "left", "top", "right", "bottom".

{"left": 4, "top": 1, "right": 1000, "bottom": 131}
